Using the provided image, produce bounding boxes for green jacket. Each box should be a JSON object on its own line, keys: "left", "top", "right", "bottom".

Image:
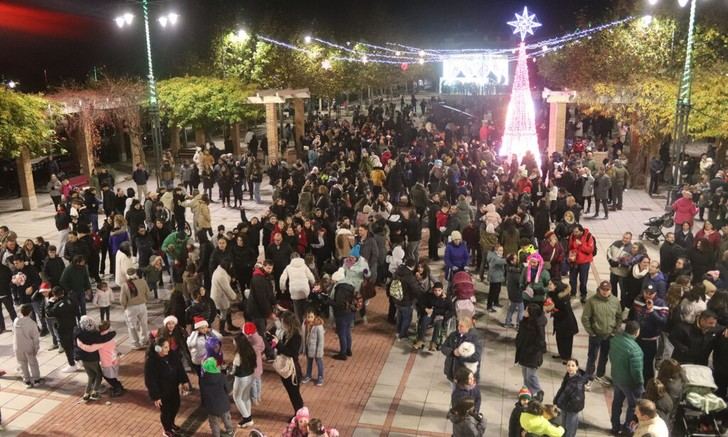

{"left": 609, "top": 333, "right": 644, "bottom": 387}
{"left": 581, "top": 293, "right": 622, "bottom": 337}
{"left": 520, "top": 267, "right": 550, "bottom": 303}
{"left": 162, "top": 232, "right": 188, "bottom": 260}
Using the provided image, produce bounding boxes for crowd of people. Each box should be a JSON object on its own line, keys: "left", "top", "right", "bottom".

{"left": 0, "top": 94, "right": 727, "bottom": 437}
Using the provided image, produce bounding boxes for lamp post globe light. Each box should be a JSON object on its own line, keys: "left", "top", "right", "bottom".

{"left": 647, "top": 0, "right": 699, "bottom": 207}
{"left": 114, "top": 2, "right": 179, "bottom": 187}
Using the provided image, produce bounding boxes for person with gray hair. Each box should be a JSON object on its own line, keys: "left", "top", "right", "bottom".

{"left": 74, "top": 315, "right": 116, "bottom": 402}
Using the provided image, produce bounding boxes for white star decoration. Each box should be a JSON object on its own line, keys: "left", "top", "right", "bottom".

{"left": 507, "top": 6, "right": 542, "bottom": 41}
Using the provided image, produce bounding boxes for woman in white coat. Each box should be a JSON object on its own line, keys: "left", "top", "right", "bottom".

{"left": 279, "top": 253, "right": 315, "bottom": 322}
{"left": 210, "top": 259, "right": 238, "bottom": 336}
{"left": 114, "top": 241, "right": 134, "bottom": 288}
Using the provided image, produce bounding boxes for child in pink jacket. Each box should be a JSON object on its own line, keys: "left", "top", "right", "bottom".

{"left": 77, "top": 320, "right": 125, "bottom": 397}
{"left": 242, "top": 322, "right": 265, "bottom": 404}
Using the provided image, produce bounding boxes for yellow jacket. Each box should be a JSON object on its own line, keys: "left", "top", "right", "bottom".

{"left": 520, "top": 413, "right": 565, "bottom": 437}
{"left": 370, "top": 168, "right": 386, "bottom": 187}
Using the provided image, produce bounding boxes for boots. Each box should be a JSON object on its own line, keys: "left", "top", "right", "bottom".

{"left": 412, "top": 340, "right": 425, "bottom": 350}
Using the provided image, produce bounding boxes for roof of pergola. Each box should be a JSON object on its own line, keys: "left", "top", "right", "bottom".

{"left": 247, "top": 88, "right": 310, "bottom": 104}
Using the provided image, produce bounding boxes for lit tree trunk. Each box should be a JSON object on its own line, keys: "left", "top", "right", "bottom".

{"left": 265, "top": 103, "right": 279, "bottom": 160}
{"left": 16, "top": 147, "right": 37, "bottom": 210}
{"left": 128, "top": 112, "right": 145, "bottom": 167}
{"left": 74, "top": 112, "right": 95, "bottom": 178}
{"left": 195, "top": 128, "right": 205, "bottom": 147}
{"left": 170, "top": 125, "right": 181, "bottom": 157}
{"left": 231, "top": 123, "right": 242, "bottom": 156}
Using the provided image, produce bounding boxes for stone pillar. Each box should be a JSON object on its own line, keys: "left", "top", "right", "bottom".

{"left": 128, "top": 113, "right": 145, "bottom": 167}
{"left": 74, "top": 113, "right": 95, "bottom": 178}
{"left": 293, "top": 98, "right": 305, "bottom": 146}
{"left": 548, "top": 101, "right": 567, "bottom": 155}
{"left": 231, "top": 123, "right": 242, "bottom": 156}
{"left": 195, "top": 128, "right": 205, "bottom": 146}
{"left": 170, "top": 125, "right": 181, "bottom": 157}
{"left": 265, "top": 103, "right": 279, "bottom": 160}
{"left": 16, "top": 148, "right": 37, "bottom": 210}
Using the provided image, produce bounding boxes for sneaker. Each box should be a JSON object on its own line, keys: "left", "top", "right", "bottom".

{"left": 61, "top": 365, "right": 78, "bottom": 373}
{"left": 82, "top": 394, "right": 91, "bottom": 401}
{"left": 24, "top": 380, "right": 33, "bottom": 388}
{"left": 428, "top": 342, "right": 437, "bottom": 352}
{"left": 238, "top": 417, "right": 254, "bottom": 428}
{"left": 33, "top": 378, "right": 44, "bottom": 385}
{"left": 584, "top": 381, "right": 593, "bottom": 392}
{"left": 332, "top": 354, "right": 347, "bottom": 361}
{"left": 89, "top": 392, "right": 101, "bottom": 401}
{"left": 493, "top": 303, "right": 503, "bottom": 308}
{"left": 580, "top": 297, "right": 586, "bottom": 304}
{"left": 301, "top": 377, "right": 312, "bottom": 384}
{"left": 346, "top": 350, "right": 352, "bottom": 357}
{"left": 315, "top": 377, "right": 324, "bottom": 386}
{"left": 162, "top": 431, "right": 175, "bottom": 437}
{"left": 58, "top": 348, "right": 64, "bottom": 354}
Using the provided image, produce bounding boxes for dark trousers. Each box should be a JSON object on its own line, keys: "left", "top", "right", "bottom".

{"left": 387, "top": 296, "right": 397, "bottom": 323}
{"left": 613, "top": 186, "right": 624, "bottom": 209}
{"left": 586, "top": 335, "right": 611, "bottom": 379}
{"left": 103, "top": 375, "right": 123, "bottom": 390}
{"left": 99, "top": 306, "right": 110, "bottom": 322}
{"left": 609, "top": 273, "right": 624, "bottom": 300}
{"left": 59, "top": 329, "right": 75, "bottom": 366}
{"left": 637, "top": 338, "right": 658, "bottom": 382}
{"left": 0, "top": 295, "right": 17, "bottom": 331}
{"left": 253, "top": 318, "right": 274, "bottom": 359}
{"left": 51, "top": 195, "right": 62, "bottom": 210}
{"left": 569, "top": 263, "right": 590, "bottom": 298}
{"left": 611, "top": 383, "right": 643, "bottom": 432}
{"left": 649, "top": 173, "right": 660, "bottom": 195}
{"left": 281, "top": 375, "right": 304, "bottom": 414}
{"left": 593, "top": 197, "right": 609, "bottom": 217}
{"left": 556, "top": 333, "right": 574, "bottom": 359}
{"left": 428, "top": 228, "right": 440, "bottom": 260}
{"left": 335, "top": 312, "right": 354, "bottom": 354}
{"left": 396, "top": 304, "right": 413, "bottom": 339}
{"left": 70, "top": 290, "right": 87, "bottom": 318}
{"left": 160, "top": 392, "right": 181, "bottom": 432}
{"left": 487, "top": 282, "right": 502, "bottom": 308}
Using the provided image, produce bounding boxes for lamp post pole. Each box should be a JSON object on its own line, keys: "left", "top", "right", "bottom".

{"left": 142, "top": 0, "right": 163, "bottom": 188}
{"left": 667, "top": 0, "right": 697, "bottom": 208}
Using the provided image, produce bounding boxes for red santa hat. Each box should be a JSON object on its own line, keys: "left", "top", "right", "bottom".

{"left": 242, "top": 322, "right": 257, "bottom": 336}
{"left": 39, "top": 282, "right": 52, "bottom": 293}
{"left": 163, "top": 315, "right": 178, "bottom": 327}
{"left": 193, "top": 316, "right": 208, "bottom": 330}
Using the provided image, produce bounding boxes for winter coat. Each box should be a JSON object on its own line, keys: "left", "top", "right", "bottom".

{"left": 200, "top": 370, "right": 231, "bottom": 416}
{"left": 441, "top": 329, "right": 481, "bottom": 381}
{"left": 393, "top": 264, "right": 425, "bottom": 306}
{"left": 629, "top": 295, "right": 668, "bottom": 339}
{"left": 13, "top": 316, "right": 40, "bottom": 359}
{"left": 358, "top": 236, "right": 379, "bottom": 279}
{"left": 59, "top": 264, "right": 90, "bottom": 295}
{"left": 553, "top": 369, "right": 588, "bottom": 413}
{"left": 120, "top": 277, "right": 149, "bottom": 309}
{"left": 246, "top": 268, "right": 276, "bottom": 319}
{"left": 186, "top": 329, "right": 222, "bottom": 365}
{"left": 506, "top": 265, "right": 523, "bottom": 303}
{"left": 508, "top": 402, "right": 525, "bottom": 437}
{"left": 144, "top": 348, "right": 189, "bottom": 401}
{"left": 45, "top": 296, "right": 77, "bottom": 333}
{"left": 594, "top": 173, "right": 611, "bottom": 200}
{"left": 607, "top": 241, "right": 632, "bottom": 277}
{"left": 448, "top": 411, "right": 485, "bottom": 437}
{"left": 567, "top": 229, "right": 594, "bottom": 265}
{"left": 486, "top": 251, "right": 506, "bottom": 283}
{"left": 515, "top": 309, "right": 547, "bottom": 368}
{"left": 455, "top": 200, "right": 474, "bottom": 230}
{"left": 671, "top": 197, "right": 698, "bottom": 226}
{"left": 642, "top": 272, "right": 668, "bottom": 300}
{"left": 302, "top": 319, "right": 325, "bottom": 358}
{"left": 280, "top": 258, "right": 315, "bottom": 301}
{"left": 550, "top": 286, "right": 579, "bottom": 336}
{"left": 520, "top": 412, "right": 565, "bottom": 437}
{"left": 74, "top": 328, "right": 116, "bottom": 362}
{"left": 114, "top": 251, "right": 134, "bottom": 287}
{"left": 444, "top": 242, "right": 469, "bottom": 277}
{"left": 669, "top": 320, "right": 725, "bottom": 365}
{"left": 77, "top": 330, "right": 118, "bottom": 368}
{"left": 520, "top": 265, "right": 551, "bottom": 304}
{"left": 210, "top": 266, "right": 237, "bottom": 311}
{"left": 582, "top": 174, "right": 595, "bottom": 197}
{"left": 452, "top": 384, "right": 482, "bottom": 413}
{"left": 581, "top": 292, "right": 622, "bottom": 338}
{"left": 609, "top": 332, "right": 644, "bottom": 388}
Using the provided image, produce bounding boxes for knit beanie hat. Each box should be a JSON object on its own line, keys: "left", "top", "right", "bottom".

{"left": 201, "top": 357, "right": 220, "bottom": 374}
{"left": 163, "top": 315, "right": 178, "bottom": 327}
{"left": 242, "top": 322, "right": 257, "bottom": 336}
{"left": 518, "top": 386, "right": 532, "bottom": 400}
{"left": 295, "top": 406, "right": 310, "bottom": 421}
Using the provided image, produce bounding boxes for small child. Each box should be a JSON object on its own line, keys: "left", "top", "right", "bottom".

{"left": 186, "top": 317, "right": 222, "bottom": 376}
{"left": 242, "top": 322, "right": 265, "bottom": 405}
{"left": 93, "top": 281, "right": 112, "bottom": 322}
{"left": 486, "top": 245, "right": 506, "bottom": 312}
{"left": 519, "top": 400, "right": 565, "bottom": 437}
{"left": 200, "top": 357, "right": 235, "bottom": 437}
{"left": 76, "top": 320, "right": 125, "bottom": 397}
{"left": 301, "top": 309, "right": 325, "bottom": 386}
{"left": 13, "top": 304, "right": 42, "bottom": 387}
{"left": 504, "top": 253, "right": 524, "bottom": 328}
{"left": 508, "top": 387, "right": 531, "bottom": 437}
{"left": 142, "top": 255, "right": 164, "bottom": 300}
{"left": 447, "top": 397, "right": 486, "bottom": 437}
{"left": 307, "top": 418, "right": 340, "bottom": 437}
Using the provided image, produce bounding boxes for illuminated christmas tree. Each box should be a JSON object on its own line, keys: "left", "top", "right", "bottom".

{"left": 500, "top": 7, "right": 541, "bottom": 164}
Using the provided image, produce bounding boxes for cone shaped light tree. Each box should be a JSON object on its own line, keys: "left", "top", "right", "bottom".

{"left": 500, "top": 7, "right": 541, "bottom": 164}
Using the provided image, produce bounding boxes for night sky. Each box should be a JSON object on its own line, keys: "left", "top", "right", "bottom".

{"left": 0, "top": 0, "right": 724, "bottom": 91}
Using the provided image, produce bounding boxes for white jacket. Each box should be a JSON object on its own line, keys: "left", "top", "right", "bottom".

{"left": 115, "top": 251, "right": 134, "bottom": 288}
{"left": 13, "top": 316, "right": 40, "bottom": 358}
{"left": 186, "top": 329, "right": 222, "bottom": 365}
{"left": 279, "top": 258, "right": 315, "bottom": 301}
{"left": 210, "top": 266, "right": 237, "bottom": 310}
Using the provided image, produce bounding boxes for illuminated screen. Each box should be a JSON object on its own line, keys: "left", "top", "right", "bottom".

{"left": 441, "top": 54, "right": 510, "bottom": 86}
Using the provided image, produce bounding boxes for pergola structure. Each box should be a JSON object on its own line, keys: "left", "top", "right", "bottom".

{"left": 247, "top": 88, "right": 310, "bottom": 161}
{"left": 542, "top": 88, "right": 577, "bottom": 156}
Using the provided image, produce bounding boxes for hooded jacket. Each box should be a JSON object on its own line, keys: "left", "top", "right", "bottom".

{"left": 394, "top": 264, "right": 425, "bottom": 307}
{"left": 441, "top": 329, "right": 481, "bottom": 381}
{"left": 13, "top": 315, "right": 40, "bottom": 358}
{"left": 550, "top": 284, "right": 579, "bottom": 336}
{"left": 553, "top": 369, "right": 588, "bottom": 413}
{"left": 519, "top": 412, "right": 565, "bottom": 437}
{"left": 515, "top": 306, "right": 547, "bottom": 368}
{"left": 520, "top": 253, "right": 551, "bottom": 304}
{"left": 302, "top": 317, "right": 325, "bottom": 358}
{"left": 246, "top": 267, "right": 276, "bottom": 319}
{"left": 144, "top": 347, "right": 189, "bottom": 401}
{"left": 210, "top": 265, "right": 237, "bottom": 311}
{"left": 567, "top": 228, "right": 594, "bottom": 265}
{"left": 280, "top": 258, "right": 316, "bottom": 301}
{"left": 581, "top": 292, "right": 622, "bottom": 338}
{"left": 200, "top": 360, "right": 231, "bottom": 416}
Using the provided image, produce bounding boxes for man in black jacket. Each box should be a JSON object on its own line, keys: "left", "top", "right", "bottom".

{"left": 265, "top": 232, "right": 293, "bottom": 294}
{"left": 46, "top": 286, "right": 78, "bottom": 371}
{"left": 0, "top": 262, "right": 16, "bottom": 332}
{"left": 670, "top": 310, "right": 726, "bottom": 365}
{"left": 428, "top": 194, "right": 441, "bottom": 261}
{"left": 394, "top": 258, "right": 425, "bottom": 342}
{"left": 403, "top": 209, "right": 422, "bottom": 264}
{"left": 246, "top": 261, "right": 277, "bottom": 360}
{"left": 659, "top": 232, "right": 684, "bottom": 278}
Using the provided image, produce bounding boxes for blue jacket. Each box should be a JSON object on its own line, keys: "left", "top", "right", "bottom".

{"left": 629, "top": 295, "right": 668, "bottom": 339}
{"left": 444, "top": 241, "right": 469, "bottom": 277}
{"left": 642, "top": 272, "right": 668, "bottom": 299}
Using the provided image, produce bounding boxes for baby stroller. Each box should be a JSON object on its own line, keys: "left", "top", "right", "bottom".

{"left": 639, "top": 212, "right": 674, "bottom": 245}
{"left": 451, "top": 271, "right": 476, "bottom": 322}
{"left": 675, "top": 364, "right": 727, "bottom": 437}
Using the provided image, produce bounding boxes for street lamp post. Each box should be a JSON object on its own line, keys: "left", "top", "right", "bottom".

{"left": 116, "top": 1, "right": 178, "bottom": 188}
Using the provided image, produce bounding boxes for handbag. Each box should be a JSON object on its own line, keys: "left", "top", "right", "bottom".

{"left": 272, "top": 354, "right": 297, "bottom": 384}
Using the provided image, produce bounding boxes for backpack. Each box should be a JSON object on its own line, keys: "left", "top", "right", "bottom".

{"left": 389, "top": 279, "right": 404, "bottom": 302}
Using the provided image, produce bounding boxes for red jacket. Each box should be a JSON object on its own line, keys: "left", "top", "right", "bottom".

{"left": 568, "top": 228, "right": 594, "bottom": 265}
{"left": 436, "top": 211, "right": 449, "bottom": 229}
{"left": 671, "top": 197, "right": 698, "bottom": 226}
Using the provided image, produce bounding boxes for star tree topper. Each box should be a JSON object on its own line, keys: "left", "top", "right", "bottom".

{"left": 507, "top": 6, "right": 542, "bottom": 41}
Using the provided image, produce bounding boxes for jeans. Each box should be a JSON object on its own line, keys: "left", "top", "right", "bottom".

{"left": 82, "top": 360, "right": 102, "bottom": 395}
{"left": 124, "top": 303, "right": 149, "bottom": 347}
{"left": 335, "top": 312, "right": 354, "bottom": 355}
{"left": 17, "top": 352, "right": 40, "bottom": 382}
{"left": 521, "top": 366, "right": 542, "bottom": 395}
{"left": 505, "top": 302, "right": 524, "bottom": 326}
{"left": 562, "top": 411, "right": 580, "bottom": 437}
{"left": 305, "top": 357, "right": 324, "bottom": 379}
{"left": 208, "top": 411, "right": 234, "bottom": 437}
{"left": 586, "top": 336, "right": 611, "bottom": 379}
{"left": 637, "top": 338, "right": 658, "bottom": 382}
{"left": 46, "top": 316, "right": 59, "bottom": 346}
{"left": 569, "top": 263, "right": 590, "bottom": 298}
{"left": 253, "top": 182, "right": 261, "bottom": 203}
{"left": 396, "top": 304, "right": 414, "bottom": 339}
{"left": 417, "top": 314, "right": 445, "bottom": 343}
{"left": 251, "top": 376, "right": 262, "bottom": 403}
{"left": 232, "top": 374, "right": 254, "bottom": 419}
{"left": 0, "top": 295, "right": 17, "bottom": 331}
{"left": 406, "top": 240, "right": 421, "bottom": 264}
{"left": 88, "top": 213, "right": 99, "bottom": 233}
{"left": 611, "top": 383, "right": 643, "bottom": 432}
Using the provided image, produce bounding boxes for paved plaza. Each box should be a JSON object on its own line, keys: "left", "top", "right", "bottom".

{"left": 0, "top": 172, "right": 666, "bottom": 436}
